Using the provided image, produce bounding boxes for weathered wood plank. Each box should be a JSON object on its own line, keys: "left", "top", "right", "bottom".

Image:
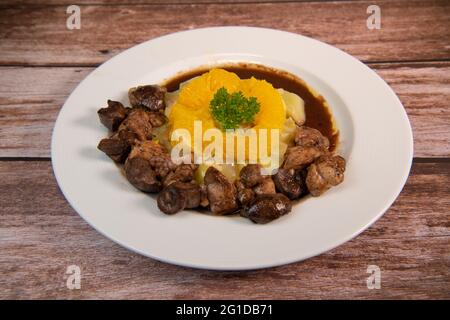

{"left": 0, "top": 0, "right": 448, "bottom": 65}
{"left": 2, "top": 0, "right": 328, "bottom": 5}
{"left": 0, "top": 161, "right": 448, "bottom": 299}
{"left": 375, "top": 62, "right": 450, "bottom": 158}
{"left": 1, "top": 62, "right": 448, "bottom": 158}
{"left": 0, "top": 67, "right": 89, "bottom": 158}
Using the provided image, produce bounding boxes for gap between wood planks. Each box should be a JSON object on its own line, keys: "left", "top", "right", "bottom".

{"left": 0, "top": 58, "right": 449, "bottom": 69}
{"left": 0, "top": 0, "right": 375, "bottom": 8}
{"left": 1, "top": 0, "right": 449, "bottom": 65}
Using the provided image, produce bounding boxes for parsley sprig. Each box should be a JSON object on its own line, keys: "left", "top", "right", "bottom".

{"left": 209, "top": 87, "right": 261, "bottom": 130}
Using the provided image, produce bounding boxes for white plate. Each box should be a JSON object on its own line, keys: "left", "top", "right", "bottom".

{"left": 52, "top": 27, "right": 413, "bottom": 270}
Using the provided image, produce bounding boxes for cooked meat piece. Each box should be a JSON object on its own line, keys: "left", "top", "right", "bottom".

{"left": 294, "top": 126, "right": 329, "bottom": 151}
{"left": 306, "top": 154, "right": 346, "bottom": 196}
{"left": 97, "top": 100, "right": 129, "bottom": 131}
{"left": 118, "top": 108, "right": 153, "bottom": 141}
{"left": 235, "top": 180, "right": 255, "bottom": 206}
{"left": 162, "top": 164, "right": 197, "bottom": 187}
{"left": 128, "top": 141, "right": 177, "bottom": 179}
{"left": 204, "top": 167, "right": 239, "bottom": 215}
{"left": 128, "top": 85, "right": 166, "bottom": 111}
{"left": 150, "top": 157, "right": 177, "bottom": 179}
{"left": 97, "top": 136, "right": 130, "bottom": 163}
{"left": 242, "top": 194, "right": 292, "bottom": 224}
{"left": 273, "top": 168, "right": 305, "bottom": 200}
{"left": 240, "top": 164, "right": 276, "bottom": 195}
{"left": 157, "top": 182, "right": 202, "bottom": 215}
{"left": 253, "top": 177, "right": 276, "bottom": 196}
{"left": 283, "top": 146, "right": 324, "bottom": 170}
{"left": 175, "top": 182, "right": 202, "bottom": 209}
{"left": 148, "top": 111, "right": 167, "bottom": 128}
{"left": 124, "top": 157, "right": 162, "bottom": 193}
{"left": 239, "top": 164, "right": 264, "bottom": 188}
{"left": 117, "top": 128, "right": 138, "bottom": 146}
{"left": 199, "top": 184, "right": 209, "bottom": 207}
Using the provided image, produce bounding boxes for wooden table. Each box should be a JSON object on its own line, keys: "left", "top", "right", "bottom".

{"left": 0, "top": 0, "right": 449, "bottom": 299}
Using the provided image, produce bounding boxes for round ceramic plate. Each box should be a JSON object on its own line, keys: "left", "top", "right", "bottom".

{"left": 52, "top": 27, "right": 413, "bottom": 270}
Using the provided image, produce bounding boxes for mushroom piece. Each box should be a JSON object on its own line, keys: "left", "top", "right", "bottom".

{"left": 128, "top": 85, "right": 167, "bottom": 111}
{"left": 97, "top": 100, "right": 129, "bottom": 131}
{"left": 242, "top": 194, "right": 292, "bottom": 224}
{"left": 157, "top": 182, "right": 202, "bottom": 215}
{"left": 204, "top": 167, "right": 239, "bottom": 215}
{"left": 306, "top": 154, "right": 346, "bottom": 196}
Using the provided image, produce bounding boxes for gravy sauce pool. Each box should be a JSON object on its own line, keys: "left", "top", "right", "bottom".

{"left": 163, "top": 63, "right": 338, "bottom": 151}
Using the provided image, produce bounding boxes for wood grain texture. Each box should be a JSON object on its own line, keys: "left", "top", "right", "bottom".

{"left": 1, "top": 0, "right": 321, "bottom": 5}
{"left": 0, "top": 0, "right": 448, "bottom": 300}
{"left": 1, "top": 62, "right": 449, "bottom": 158}
{"left": 0, "top": 0, "right": 449, "bottom": 66}
{"left": 0, "top": 67, "right": 89, "bottom": 158}
{"left": 0, "top": 160, "right": 448, "bottom": 299}
{"left": 2, "top": 0, "right": 330, "bottom": 5}
{"left": 374, "top": 62, "right": 450, "bottom": 158}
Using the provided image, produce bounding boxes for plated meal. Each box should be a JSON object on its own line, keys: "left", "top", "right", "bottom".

{"left": 53, "top": 27, "right": 413, "bottom": 269}
{"left": 97, "top": 64, "right": 346, "bottom": 224}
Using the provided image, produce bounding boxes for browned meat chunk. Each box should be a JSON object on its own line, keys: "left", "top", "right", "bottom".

{"left": 283, "top": 126, "right": 330, "bottom": 169}
{"left": 176, "top": 182, "right": 202, "bottom": 209}
{"left": 128, "top": 140, "right": 177, "bottom": 179}
{"left": 199, "top": 184, "right": 209, "bottom": 207}
{"left": 204, "top": 167, "right": 239, "bottom": 215}
{"left": 235, "top": 180, "right": 255, "bottom": 206}
{"left": 294, "top": 126, "right": 329, "bottom": 151}
{"left": 128, "top": 85, "right": 166, "bottom": 111}
{"left": 306, "top": 154, "right": 346, "bottom": 196}
{"left": 157, "top": 182, "right": 202, "bottom": 215}
{"left": 162, "top": 164, "right": 198, "bottom": 187}
{"left": 118, "top": 108, "right": 153, "bottom": 142}
{"left": 147, "top": 111, "right": 167, "bottom": 128}
{"left": 97, "top": 100, "right": 128, "bottom": 131}
{"left": 283, "top": 146, "right": 324, "bottom": 170}
{"left": 124, "top": 157, "right": 162, "bottom": 193}
{"left": 117, "top": 129, "right": 138, "bottom": 146}
{"left": 239, "top": 164, "right": 264, "bottom": 188}
{"left": 253, "top": 177, "right": 276, "bottom": 195}
{"left": 97, "top": 136, "right": 130, "bottom": 163}
{"left": 242, "top": 194, "right": 292, "bottom": 224}
{"left": 273, "top": 168, "right": 306, "bottom": 199}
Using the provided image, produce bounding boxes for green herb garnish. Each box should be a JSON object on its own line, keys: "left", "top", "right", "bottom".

{"left": 209, "top": 87, "right": 260, "bottom": 130}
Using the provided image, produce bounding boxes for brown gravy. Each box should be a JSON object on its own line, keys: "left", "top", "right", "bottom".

{"left": 163, "top": 63, "right": 338, "bottom": 151}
